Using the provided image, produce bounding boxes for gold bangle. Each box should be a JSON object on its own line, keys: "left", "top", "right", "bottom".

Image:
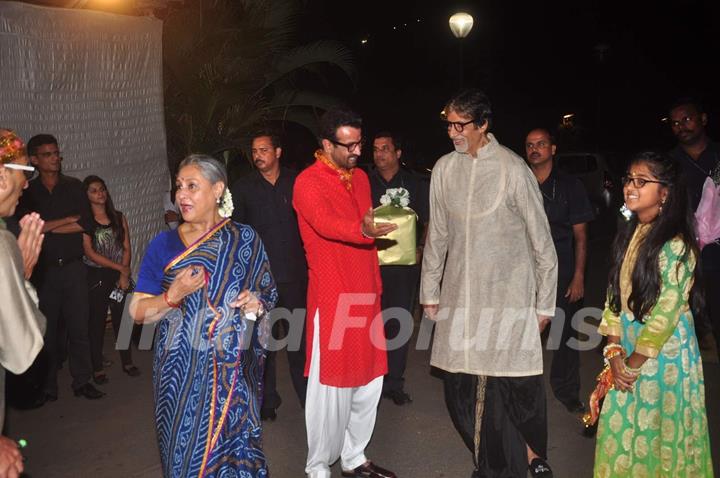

{"left": 602, "top": 343, "right": 624, "bottom": 358}
{"left": 603, "top": 343, "right": 625, "bottom": 367}
{"left": 623, "top": 359, "right": 642, "bottom": 376}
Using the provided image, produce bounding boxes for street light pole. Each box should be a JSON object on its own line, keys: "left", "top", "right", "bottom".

{"left": 449, "top": 12, "right": 474, "bottom": 87}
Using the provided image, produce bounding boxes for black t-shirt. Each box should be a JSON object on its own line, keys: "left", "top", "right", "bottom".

{"left": 538, "top": 168, "right": 594, "bottom": 280}
{"left": 230, "top": 167, "right": 307, "bottom": 284}
{"left": 368, "top": 166, "right": 430, "bottom": 230}
{"left": 669, "top": 141, "right": 720, "bottom": 212}
{"left": 669, "top": 141, "right": 720, "bottom": 271}
{"left": 16, "top": 175, "right": 92, "bottom": 265}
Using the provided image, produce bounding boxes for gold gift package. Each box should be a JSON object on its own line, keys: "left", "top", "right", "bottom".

{"left": 374, "top": 203, "right": 417, "bottom": 266}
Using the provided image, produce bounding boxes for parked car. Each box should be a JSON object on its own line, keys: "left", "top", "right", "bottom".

{"left": 554, "top": 151, "right": 629, "bottom": 238}
{"left": 555, "top": 152, "right": 623, "bottom": 217}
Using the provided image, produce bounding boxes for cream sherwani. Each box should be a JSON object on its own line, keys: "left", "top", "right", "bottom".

{"left": 420, "top": 134, "right": 557, "bottom": 377}
{"left": 0, "top": 222, "right": 46, "bottom": 429}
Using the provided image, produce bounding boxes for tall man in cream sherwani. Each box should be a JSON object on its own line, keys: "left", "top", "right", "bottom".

{"left": 420, "top": 89, "right": 558, "bottom": 478}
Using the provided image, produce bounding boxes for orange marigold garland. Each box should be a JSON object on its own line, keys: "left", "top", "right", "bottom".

{"left": 315, "top": 149, "right": 353, "bottom": 190}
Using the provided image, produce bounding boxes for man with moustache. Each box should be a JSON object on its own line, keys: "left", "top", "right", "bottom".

{"left": 231, "top": 130, "right": 308, "bottom": 419}
{"left": 420, "top": 89, "right": 557, "bottom": 478}
{"left": 369, "top": 131, "right": 429, "bottom": 405}
{"left": 667, "top": 98, "right": 720, "bottom": 359}
{"left": 16, "top": 134, "right": 104, "bottom": 401}
{"left": 294, "top": 108, "right": 398, "bottom": 478}
{"left": 525, "top": 128, "right": 594, "bottom": 415}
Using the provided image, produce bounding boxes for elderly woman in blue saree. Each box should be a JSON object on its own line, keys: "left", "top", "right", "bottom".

{"left": 131, "top": 154, "right": 277, "bottom": 478}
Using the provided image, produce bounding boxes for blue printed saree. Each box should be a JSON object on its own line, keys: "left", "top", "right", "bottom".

{"left": 153, "top": 219, "right": 277, "bottom": 477}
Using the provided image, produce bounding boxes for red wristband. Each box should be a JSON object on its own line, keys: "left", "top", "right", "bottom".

{"left": 163, "top": 291, "right": 181, "bottom": 309}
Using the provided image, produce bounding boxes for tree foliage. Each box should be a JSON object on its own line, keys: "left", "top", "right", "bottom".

{"left": 162, "top": 0, "right": 356, "bottom": 168}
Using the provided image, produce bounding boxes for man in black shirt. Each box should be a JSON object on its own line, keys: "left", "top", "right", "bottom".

{"left": 369, "top": 131, "right": 429, "bottom": 405}
{"left": 17, "top": 134, "right": 104, "bottom": 400}
{"left": 231, "top": 130, "right": 308, "bottom": 419}
{"left": 668, "top": 98, "right": 720, "bottom": 359}
{"left": 525, "top": 128, "right": 594, "bottom": 414}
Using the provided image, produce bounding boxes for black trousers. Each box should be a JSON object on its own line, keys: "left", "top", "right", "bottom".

{"left": 700, "top": 243, "right": 720, "bottom": 362}
{"left": 87, "top": 266, "right": 132, "bottom": 373}
{"left": 38, "top": 261, "right": 92, "bottom": 393}
{"left": 263, "top": 280, "right": 308, "bottom": 410}
{"left": 380, "top": 265, "right": 419, "bottom": 393}
{"left": 548, "top": 276, "right": 581, "bottom": 406}
{"left": 444, "top": 372, "right": 548, "bottom": 477}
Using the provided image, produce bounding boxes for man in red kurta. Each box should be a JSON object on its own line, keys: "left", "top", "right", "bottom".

{"left": 294, "top": 108, "right": 397, "bottom": 478}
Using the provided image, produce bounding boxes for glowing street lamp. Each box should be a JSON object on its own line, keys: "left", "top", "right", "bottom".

{"left": 449, "top": 12, "right": 474, "bottom": 87}
{"left": 562, "top": 113, "right": 575, "bottom": 129}
{"left": 449, "top": 12, "right": 474, "bottom": 39}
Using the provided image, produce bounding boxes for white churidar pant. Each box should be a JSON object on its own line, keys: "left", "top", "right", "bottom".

{"left": 304, "top": 310, "right": 383, "bottom": 478}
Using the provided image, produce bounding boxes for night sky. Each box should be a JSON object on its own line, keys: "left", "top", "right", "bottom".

{"left": 298, "top": 0, "right": 720, "bottom": 170}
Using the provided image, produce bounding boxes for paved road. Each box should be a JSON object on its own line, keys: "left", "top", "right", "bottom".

{"left": 6, "top": 233, "right": 720, "bottom": 477}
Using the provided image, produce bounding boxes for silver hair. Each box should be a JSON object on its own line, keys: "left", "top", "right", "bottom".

{"left": 178, "top": 154, "right": 228, "bottom": 190}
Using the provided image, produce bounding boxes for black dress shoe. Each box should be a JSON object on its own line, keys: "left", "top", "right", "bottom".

{"left": 260, "top": 408, "right": 277, "bottom": 421}
{"left": 341, "top": 461, "right": 397, "bottom": 477}
{"left": 562, "top": 399, "right": 586, "bottom": 414}
{"left": 528, "top": 458, "right": 553, "bottom": 477}
{"left": 382, "top": 390, "right": 413, "bottom": 406}
{"left": 73, "top": 383, "right": 105, "bottom": 399}
{"left": 25, "top": 393, "right": 48, "bottom": 408}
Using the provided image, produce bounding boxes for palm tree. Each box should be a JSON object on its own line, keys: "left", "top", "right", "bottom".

{"left": 162, "top": 0, "right": 356, "bottom": 169}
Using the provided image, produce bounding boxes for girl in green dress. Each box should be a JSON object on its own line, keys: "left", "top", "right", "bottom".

{"left": 594, "top": 151, "right": 713, "bottom": 477}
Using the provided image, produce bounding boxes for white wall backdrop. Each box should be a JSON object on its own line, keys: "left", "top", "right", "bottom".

{"left": 0, "top": 1, "right": 168, "bottom": 271}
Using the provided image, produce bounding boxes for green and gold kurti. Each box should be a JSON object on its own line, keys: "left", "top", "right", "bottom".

{"left": 595, "top": 225, "right": 714, "bottom": 477}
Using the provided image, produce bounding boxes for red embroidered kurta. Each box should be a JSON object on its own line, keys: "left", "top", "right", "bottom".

{"left": 293, "top": 157, "right": 387, "bottom": 387}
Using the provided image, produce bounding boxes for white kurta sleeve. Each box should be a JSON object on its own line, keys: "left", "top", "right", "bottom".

{"left": 420, "top": 162, "right": 449, "bottom": 305}
{"left": 0, "top": 231, "right": 46, "bottom": 375}
{"left": 514, "top": 167, "right": 558, "bottom": 317}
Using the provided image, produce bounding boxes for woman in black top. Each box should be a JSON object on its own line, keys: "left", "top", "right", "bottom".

{"left": 82, "top": 175, "right": 139, "bottom": 384}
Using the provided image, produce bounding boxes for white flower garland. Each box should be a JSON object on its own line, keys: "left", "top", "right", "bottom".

{"left": 218, "top": 188, "right": 234, "bottom": 218}
{"left": 379, "top": 187, "right": 410, "bottom": 208}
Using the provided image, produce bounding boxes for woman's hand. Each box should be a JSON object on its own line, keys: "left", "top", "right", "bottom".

{"left": 231, "top": 290, "right": 264, "bottom": 317}
{"left": 166, "top": 265, "right": 205, "bottom": 304}
{"left": 609, "top": 355, "right": 638, "bottom": 392}
{"left": 17, "top": 213, "right": 45, "bottom": 279}
{"left": 118, "top": 273, "right": 130, "bottom": 291}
